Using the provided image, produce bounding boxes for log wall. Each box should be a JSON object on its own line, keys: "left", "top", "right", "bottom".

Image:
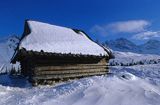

{"left": 18, "top": 50, "right": 109, "bottom": 85}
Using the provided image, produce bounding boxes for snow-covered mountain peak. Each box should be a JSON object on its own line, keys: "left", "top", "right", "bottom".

{"left": 141, "top": 39, "right": 160, "bottom": 49}
{"left": 105, "top": 38, "right": 160, "bottom": 55}
{"left": 0, "top": 35, "right": 20, "bottom": 73}
{"left": 114, "top": 38, "right": 137, "bottom": 48}
{"left": 6, "top": 35, "right": 19, "bottom": 50}
{"left": 105, "top": 38, "right": 138, "bottom": 52}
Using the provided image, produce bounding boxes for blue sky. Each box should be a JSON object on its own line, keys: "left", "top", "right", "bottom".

{"left": 0, "top": 0, "right": 160, "bottom": 44}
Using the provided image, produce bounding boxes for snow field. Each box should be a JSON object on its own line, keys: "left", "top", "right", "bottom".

{"left": 0, "top": 64, "right": 160, "bottom": 105}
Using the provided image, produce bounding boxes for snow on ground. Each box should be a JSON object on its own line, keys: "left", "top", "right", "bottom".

{"left": 0, "top": 64, "right": 160, "bottom": 105}
{"left": 110, "top": 51, "right": 160, "bottom": 66}
{"left": 0, "top": 48, "right": 160, "bottom": 105}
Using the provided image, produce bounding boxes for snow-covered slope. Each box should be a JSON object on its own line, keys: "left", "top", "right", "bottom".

{"left": 110, "top": 51, "right": 160, "bottom": 66}
{"left": 0, "top": 64, "right": 160, "bottom": 105}
{"left": 0, "top": 36, "right": 19, "bottom": 73}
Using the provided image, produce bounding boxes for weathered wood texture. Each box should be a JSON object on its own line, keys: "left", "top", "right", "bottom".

{"left": 16, "top": 49, "right": 109, "bottom": 85}
{"left": 33, "top": 71, "right": 108, "bottom": 80}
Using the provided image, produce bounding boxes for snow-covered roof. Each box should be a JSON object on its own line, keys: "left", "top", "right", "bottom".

{"left": 18, "top": 20, "right": 109, "bottom": 56}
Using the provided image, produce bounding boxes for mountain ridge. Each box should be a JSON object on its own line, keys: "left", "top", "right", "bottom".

{"left": 0, "top": 35, "right": 20, "bottom": 73}
{"left": 104, "top": 38, "right": 160, "bottom": 55}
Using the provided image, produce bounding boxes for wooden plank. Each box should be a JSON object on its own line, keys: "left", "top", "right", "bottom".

{"left": 35, "top": 67, "right": 109, "bottom": 73}
{"left": 35, "top": 64, "right": 108, "bottom": 71}
{"left": 35, "top": 64, "right": 109, "bottom": 71}
{"left": 35, "top": 63, "right": 109, "bottom": 68}
{"left": 35, "top": 68, "right": 108, "bottom": 75}
{"left": 32, "top": 71, "right": 108, "bottom": 80}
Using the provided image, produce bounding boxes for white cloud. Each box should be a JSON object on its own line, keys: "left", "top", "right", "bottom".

{"left": 90, "top": 20, "right": 150, "bottom": 36}
{"left": 132, "top": 31, "right": 160, "bottom": 40}
{"left": 107, "top": 20, "right": 150, "bottom": 33}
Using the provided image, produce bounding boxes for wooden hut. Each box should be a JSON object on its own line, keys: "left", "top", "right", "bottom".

{"left": 11, "top": 20, "right": 113, "bottom": 85}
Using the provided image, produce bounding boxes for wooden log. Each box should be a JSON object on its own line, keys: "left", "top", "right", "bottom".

{"left": 32, "top": 71, "right": 108, "bottom": 80}
{"left": 36, "top": 63, "right": 109, "bottom": 67}
{"left": 34, "top": 67, "right": 108, "bottom": 73}
{"left": 34, "top": 64, "right": 108, "bottom": 71}
{"left": 34, "top": 68, "right": 108, "bottom": 75}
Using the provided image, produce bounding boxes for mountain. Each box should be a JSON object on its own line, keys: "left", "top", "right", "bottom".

{"left": 141, "top": 39, "right": 160, "bottom": 55}
{"left": 105, "top": 38, "right": 139, "bottom": 52}
{"left": 104, "top": 38, "right": 160, "bottom": 55}
{"left": 0, "top": 35, "right": 20, "bottom": 73}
